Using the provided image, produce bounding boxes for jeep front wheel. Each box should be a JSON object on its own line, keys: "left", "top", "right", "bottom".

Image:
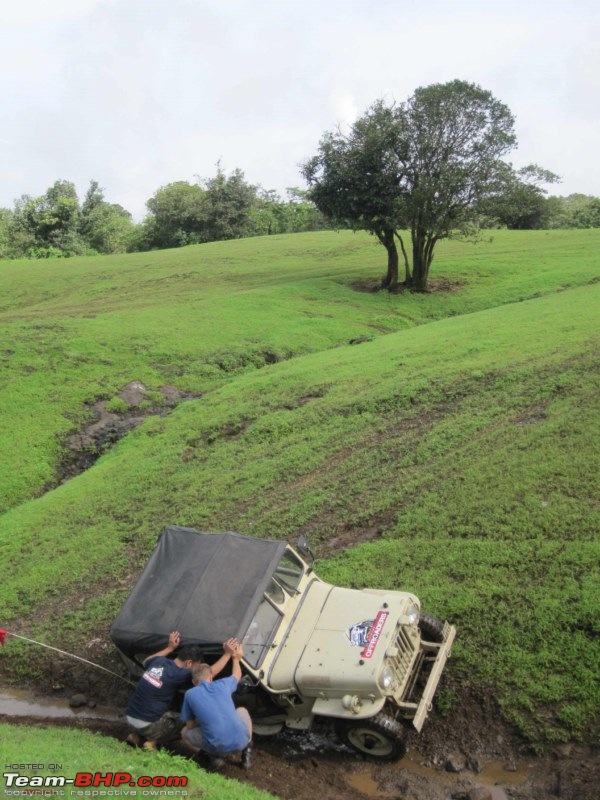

{"left": 336, "top": 712, "right": 406, "bottom": 761}
{"left": 418, "top": 610, "right": 445, "bottom": 643}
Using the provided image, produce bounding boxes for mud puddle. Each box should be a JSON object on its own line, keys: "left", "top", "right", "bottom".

{"left": 0, "top": 688, "right": 121, "bottom": 721}
{"left": 2, "top": 685, "right": 598, "bottom": 800}
{"left": 347, "top": 752, "right": 526, "bottom": 799}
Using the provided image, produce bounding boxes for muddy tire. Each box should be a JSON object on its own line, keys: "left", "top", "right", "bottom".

{"left": 336, "top": 711, "right": 406, "bottom": 761}
{"left": 419, "top": 610, "right": 445, "bottom": 643}
{"left": 117, "top": 650, "right": 144, "bottom": 681}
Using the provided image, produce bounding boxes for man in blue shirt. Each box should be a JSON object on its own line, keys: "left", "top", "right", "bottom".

{"left": 181, "top": 641, "right": 252, "bottom": 769}
{"left": 126, "top": 631, "right": 236, "bottom": 751}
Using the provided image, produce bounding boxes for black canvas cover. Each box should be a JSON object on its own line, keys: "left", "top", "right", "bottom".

{"left": 110, "top": 526, "right": 287, "bottom": 659}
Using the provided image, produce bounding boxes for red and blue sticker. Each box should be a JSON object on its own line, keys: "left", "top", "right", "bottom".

{"left": 347, "top": 610, "right": 389, "bottom": 658}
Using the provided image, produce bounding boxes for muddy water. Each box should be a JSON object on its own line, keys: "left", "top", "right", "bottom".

{"left": 0, "top": 688, "right": 534, "bottom": 800}
{"left": 0, "top": 688, "right": 121, "bottom": 720}
{"left": 347, "top": 751, "right": 527, "bottom": 799}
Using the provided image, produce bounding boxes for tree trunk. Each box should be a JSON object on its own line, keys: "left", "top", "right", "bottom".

{"left": 378, "top": 229, "right": 399, "bottom": 291}
{"left": 394, "top": 231, "right": 412, "bottom": 286}
{"left": 412, "top": 231, "right": 437, "bottom": 291}
{"left": 412, "top": 234, "right": 425, "bottom": 291}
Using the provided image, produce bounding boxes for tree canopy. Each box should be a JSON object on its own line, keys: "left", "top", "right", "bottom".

{"left": 141, "top": 167, "right": 329, "bottom": 251}
{"left": 304, "top": 80, "right": 554, "bottom": 291}
{"left": 479, "top": 164, "right": 560, "bottom": 229}
{"left": 10, "top": 180, "right": 83, "bottom": 258}
{"left": 144, "top": 181, "right": 206, "bottom": 249}
{"left": 0, "top": 180, "right": 137, "bottom": 259}
{"left": 0, "top": 170, "right": 328, "bottom": 260}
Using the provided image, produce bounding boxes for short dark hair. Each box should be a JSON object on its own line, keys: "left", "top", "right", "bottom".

{"left": 177, "top": 644, "right": 204, "bottom": 662}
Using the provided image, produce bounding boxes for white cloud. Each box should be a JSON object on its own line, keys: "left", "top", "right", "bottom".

{"left": 0, "top": 0, "right": 103, "bottom": 25}
{"left": 1, "top": 0, "right": 599, "bottom": 219}
{"left": 330, "top": 90, "right": 359, "bottom": 133}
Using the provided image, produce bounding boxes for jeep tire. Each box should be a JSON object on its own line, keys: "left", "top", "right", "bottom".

{"left": 418, "top": 610, "right": 445, "bottom": 643}
{"left": 336, "top": 711, "right": 407, "bottom": 760}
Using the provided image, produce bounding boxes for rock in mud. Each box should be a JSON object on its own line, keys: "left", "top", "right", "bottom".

{"left": 446, "top": 752, "right": 468, "bottom": 772}
{"left": 69, "top": 693, "right": 88, "bottom": 708}
{"left": 467, "top": 755, "right": 485, "bottom": 774}
{"left": 467, "top": 788, "right": 493, "bottom": 800}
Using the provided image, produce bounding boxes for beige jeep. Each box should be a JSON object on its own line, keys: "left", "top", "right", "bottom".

{"left": 112, "top": 527, "right": 456, "bottom": 760}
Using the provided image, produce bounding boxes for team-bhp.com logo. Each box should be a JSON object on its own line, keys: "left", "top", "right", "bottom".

{"left": 3, "top": 772, "right": 188, "bottom": 795}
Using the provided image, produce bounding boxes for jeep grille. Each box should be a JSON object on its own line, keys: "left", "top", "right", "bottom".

{"left": 388, "top": 624, "right": 418, "bottom": 693}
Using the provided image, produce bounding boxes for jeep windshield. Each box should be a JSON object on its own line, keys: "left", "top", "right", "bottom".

{"left": 243, "top": 550, "right": 305, "bottom": 668}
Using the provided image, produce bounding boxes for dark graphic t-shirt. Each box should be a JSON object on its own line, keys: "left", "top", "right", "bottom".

{"left": 126, "top": 656, "right": 192, "bottom": 722}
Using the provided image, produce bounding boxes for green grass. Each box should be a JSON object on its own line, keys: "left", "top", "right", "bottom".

{"left": 1, "top": 229, "right": 597, "bottom": 513}
{"left": 0, "top": 229, "right": 598, "bottom": 752}
{"left": 0, "top": 724, "right": 274, "bottom": 799}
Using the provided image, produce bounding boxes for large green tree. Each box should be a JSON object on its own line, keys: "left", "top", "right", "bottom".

{"left": 79, "top": 181, "right": 137, "bottom": 254}
{"left": 546, "top": 193, "right": 600, "bottom": 229}
{"left": 304, "top": 101, "right": 408, "bottom": 287}
{"left": 200, "top": 166, "right": 258, "bottom": 242}
{"left": 144, "top": 181, "right": 206, "bottom": 249}
{"left": 480, "top": 165, "right": 560, "bottom": 229}
{"left": 11, "top": 180, "right": 85, "bottom": 257}
{"left": 304, "top": 80, "right": 523, "bottom": 291}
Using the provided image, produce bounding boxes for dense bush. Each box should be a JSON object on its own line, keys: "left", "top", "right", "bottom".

{"left": 0, "top": 171, "right": 330, "bottom": 260}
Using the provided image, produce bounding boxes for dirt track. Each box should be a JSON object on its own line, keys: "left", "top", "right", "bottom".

{"left": 1, "top": 685, "right": 598, "bottom": 800}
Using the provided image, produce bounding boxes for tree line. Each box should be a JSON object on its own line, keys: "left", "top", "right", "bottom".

{"left": 0, "top": 166, "right": 329, "bottom": 260}
{"left": 1, "top": 81, "right": 599, "bottom": 265}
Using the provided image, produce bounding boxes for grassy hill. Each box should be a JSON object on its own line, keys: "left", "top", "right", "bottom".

{"left": 1, "top": 724, "right": 274, "bottom": 800}
{"left": 0, "top": 229, "right": 598, "bottom": 749}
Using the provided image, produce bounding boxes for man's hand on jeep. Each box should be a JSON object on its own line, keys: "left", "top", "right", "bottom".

{"left": 223, "top": 637, "right": 239, "bottom": 656}
{"left": 232, "top": 642, "right": 244, "bottom": 660}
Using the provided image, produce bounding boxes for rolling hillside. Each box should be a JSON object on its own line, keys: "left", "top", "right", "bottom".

{"left": 1, "top": 229, "right": 598, "bottom": 748}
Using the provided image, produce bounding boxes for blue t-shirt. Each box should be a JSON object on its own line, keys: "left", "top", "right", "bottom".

{"left": 126, "top": 656, "right": 192, "bottom": 722}
{"left": 181, "top": 676, "right": 250, "bottom": 755}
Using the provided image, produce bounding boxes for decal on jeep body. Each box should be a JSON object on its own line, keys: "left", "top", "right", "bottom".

{"left": 347, "top": 610, "right": 389, "bottom": 658}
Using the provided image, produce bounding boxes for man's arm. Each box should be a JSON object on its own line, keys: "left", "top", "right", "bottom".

{"left": 142, "top": 631, "right": 181, "bottom": 665}
{"left": 231, "top": 642, "right": 244, "bottom": 683}
{"left": 180, "top": 694, "right": 198, "bottom": 728}
{"left": 209, "top": 637, "right": 238, "bottom": 677}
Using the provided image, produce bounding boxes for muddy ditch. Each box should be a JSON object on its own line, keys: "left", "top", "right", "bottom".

{"left": 52, "top": 381, "right": 200, "bottom": 486}
{"left": 1, "top": 686, "right": 597, "bottom": 800}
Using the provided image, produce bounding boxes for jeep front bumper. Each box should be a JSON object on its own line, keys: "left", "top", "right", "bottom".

{"left": 394, "top": 620, "right": 456, "bottom": 731}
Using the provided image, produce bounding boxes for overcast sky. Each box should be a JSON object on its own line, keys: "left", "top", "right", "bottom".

{"left": 1, "top": 0, "right": 599, "bottom": 220}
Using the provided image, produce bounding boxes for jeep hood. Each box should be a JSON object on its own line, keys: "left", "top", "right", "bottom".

{"left": 291, "top": 586, "right": 413, "bottom": 695}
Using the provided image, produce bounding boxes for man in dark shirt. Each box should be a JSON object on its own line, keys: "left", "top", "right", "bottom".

{"left": 126, "top": 631, "right": 236, "bottom": 750}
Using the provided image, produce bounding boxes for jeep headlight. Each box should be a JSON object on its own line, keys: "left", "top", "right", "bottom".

{"left": 405, "top": 601, "right": 419, "bottom": 625}
{"left": 378, "top": 665, "right": 395, "bottom": 691}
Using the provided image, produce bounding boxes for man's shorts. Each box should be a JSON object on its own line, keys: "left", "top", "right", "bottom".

{"left": 182, "top": 708, "right": 251, "bottom": 754}
{"left": 129, "top": 710, "right": 182, "bottom": 743}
